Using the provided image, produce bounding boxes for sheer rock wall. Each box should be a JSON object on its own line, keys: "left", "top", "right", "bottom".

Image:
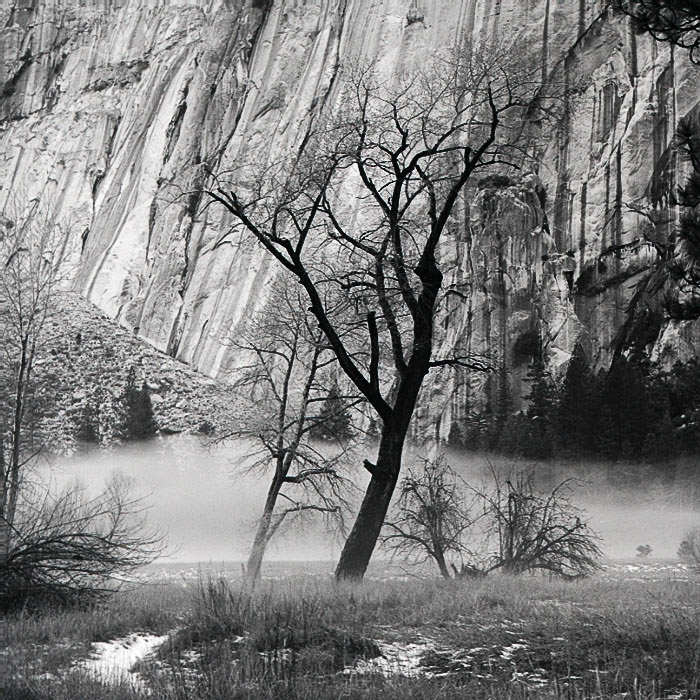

{"left": 1, "top": 0, "right": 698, "bottom": 436}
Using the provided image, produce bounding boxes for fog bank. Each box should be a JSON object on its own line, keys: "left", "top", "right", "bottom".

{"left": 48, "top": 436, "right": 700, "bottom": 563}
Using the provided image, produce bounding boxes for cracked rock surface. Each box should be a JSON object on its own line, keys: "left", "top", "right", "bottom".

{"left": 2, "top": 1, "right": 700, "bottom": 437}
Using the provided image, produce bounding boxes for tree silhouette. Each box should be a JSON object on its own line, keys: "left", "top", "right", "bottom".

{"left": 597, "top": 357, "right": 650, "bottom": 463}
{"left": 309, "top": 383, "right": 354, "bottom": 442}
{"left": 385, "top": 460, "right": 601, "bottom": 580}
{"left": 522, "top": 357, "right": 556, "bottom": 459}
{"left": 119, "top": 368, "right": 158, "bottom": 441}
{"left": 383, "top": 456, "right": 476, "bottom": 579}
{"left": 479, "top": 469, "right": 601, "bottom": 579}
{"left": 556, "top": 344, "right": 600, "bottom": 458}
{"left": 207, "top": 48, "right": 547, "bottom": 581}
{"left": 222, "top": 281, "right": 355, "bottom": 584}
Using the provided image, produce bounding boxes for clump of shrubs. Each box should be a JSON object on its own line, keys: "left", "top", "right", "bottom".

{"left": 1, "top": 476, "right": 164, "bottom": 611}
{"left": 678, "top": 528, "right": 700, "bottom": 570}
{"left": 384, "top": 457, "right": 601, "bottom": 580}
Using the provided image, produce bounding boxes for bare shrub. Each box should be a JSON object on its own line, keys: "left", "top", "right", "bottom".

{"left": 480, "top": 469, "right": 602, "bottom": 579}
{"left": 1, "top": 475, "right": 165, "bottom": 610}
{"left": 382, "top": 456, "right": 477, "bottom": 579}
{"left": 385, "top": 458, "right": 601, "bottom": 580}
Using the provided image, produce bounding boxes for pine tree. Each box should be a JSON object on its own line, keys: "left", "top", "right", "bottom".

{"left": 120, "top": 368, "right": 158, "bottom": 440}
{"left": 616, "top": 1, "right": 700, "bottom": 64}
{"left": 77, "top": 401, "right": 100, "bottom": 445}
{"left": 498, "top": 412, "right": 530, "bottom": 457}
{"left": 674, "top": 114, "right": 700, "bottom": 293}
{"left": 597, "top": 357, "right": 650, "bottom": 463}
{"left": 447, "top": 420, "right": 464, "bottom": 447}
{"left": 557, "top": 344, "right": 599, "bottom": 458}
{"left": 309, "top": 384, "right": 353, "bottom": 442}
{"left": 523, "top": 358, "right": 556, "bottom": 459}
{"left": 642, "top": 372, "right": 676, "bottom": 464}
{"left": 661, "top": 359, "right": 700, "bottom": 453}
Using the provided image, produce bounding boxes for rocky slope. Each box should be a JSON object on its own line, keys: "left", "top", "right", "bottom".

{"left": 2, "top": 0, "right": 699, "bottom": 438}
{"left": 37, "top": 292, "right": 236, "bottom": 451}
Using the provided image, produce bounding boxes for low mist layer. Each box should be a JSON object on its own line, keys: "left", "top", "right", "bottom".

{"left": 49, "top": 436, "right": 700, "bottom": 563}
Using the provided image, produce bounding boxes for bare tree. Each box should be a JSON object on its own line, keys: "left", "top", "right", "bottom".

{"left": 207, "top": 46, "right": 548, "bottom": 580}
{"left": 2, "top": 475, "right": 164, "bottom": 609}
{"left": 385, "top": 459, "right": 601, "bottom": 580}
{"left": 224, "top": 281, "right": 357, "bottom": 584}
{"left": 478, "top": 469, "right": 601, "bottom": 579}
{"left": 0, "top": 201, "right": 165, "bottom": 607}
{"left": 0, "top": 200, "right": 64, "bottom": 567}
{"left": 383, "top": 455, "right": 477, "bottom": 579}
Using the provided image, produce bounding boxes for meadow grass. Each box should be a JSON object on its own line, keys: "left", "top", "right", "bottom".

{"left": 2, "top": 570, "right": 700, "bottom": 699}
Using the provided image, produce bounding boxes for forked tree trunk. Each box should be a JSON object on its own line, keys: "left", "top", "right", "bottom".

{"left": 335, "top": 427, "right": 406, "bottom": 581}
{"left": 334, "top": 266, "right": 440, "bottom": 582}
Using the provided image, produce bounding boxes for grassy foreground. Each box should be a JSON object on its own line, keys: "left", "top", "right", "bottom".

{"left": 2, "top": 570, "right": 700, "bottom": 699}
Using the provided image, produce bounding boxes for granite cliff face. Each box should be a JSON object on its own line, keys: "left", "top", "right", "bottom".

{"left": 1, "top": 0, "right": 698, "bottom": 436}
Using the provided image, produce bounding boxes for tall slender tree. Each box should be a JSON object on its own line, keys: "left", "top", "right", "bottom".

{"left": 207, "top": 48, "right": 549, "bottom": 580}
{"left": 224, "top": 281, "right": 356, "bottom": 584}
{"left": 0, "top": 202, "right": 166, "bottom": 605}
{"left": 0, "top": 202, "right": 63, "bottom": 566}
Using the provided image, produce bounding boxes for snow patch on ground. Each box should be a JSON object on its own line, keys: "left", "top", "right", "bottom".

{"left": 75, "top": 632, "right": 170, "bottom": 689}
{"left": 346, "top": 640, "right": 434, "bottom": 677}
{"left": 600, "top": 561, "right": 697, "bottom": 582}
{"left": 500, "top": 641, "right": 529, "bottom": 660}
{"left": 511, "top": 669, "right": 548, "bottom": 688}
{"left": 344, "top": 635, "right": 556, "bottom": 689}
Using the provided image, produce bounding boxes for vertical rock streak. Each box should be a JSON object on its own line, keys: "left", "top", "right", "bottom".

{"left": 1, "top": 0, "right": 699, "bottom": 431}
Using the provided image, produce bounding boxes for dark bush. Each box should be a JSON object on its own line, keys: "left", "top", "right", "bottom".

{"left": 119, "top": 367, "right": 158, "bottom": 440}
{"left": 1, "top": 476, "right": 164, "bottom": 611}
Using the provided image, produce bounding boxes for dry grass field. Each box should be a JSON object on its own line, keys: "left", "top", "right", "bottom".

{"left": 2, "top": 561, "right": 699, "bottom": 700}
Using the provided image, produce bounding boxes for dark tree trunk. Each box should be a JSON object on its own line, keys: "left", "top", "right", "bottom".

{"left": 334, "top": 473, "right": 397, "bottom": 581}
{"left": 335, "top": 435, "right": 402, "bottom": 581}
{"left": 433, "top": 546, "right": 450, "bottom": 579}
{"left": 335, "top": 264, "right": 440, "bottom": 582}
